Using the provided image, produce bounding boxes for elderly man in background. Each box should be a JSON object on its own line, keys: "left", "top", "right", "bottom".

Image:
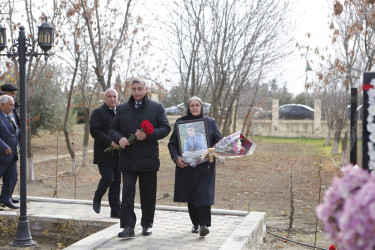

{"left": 90, "top": 88, "right": 121, "bottom": 218}
{"left": 1, "top": 83, "right": 20, "bottom": 127}
{"left": 0, "top": 95, "right": 20, "bottom": 209}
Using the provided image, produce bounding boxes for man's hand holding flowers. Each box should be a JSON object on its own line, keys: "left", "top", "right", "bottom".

{"left": 120, "top": 128, "right": 147, "bottom": 148}
{"left": 119, "top": 137, "right": 130, "bottom": 148}
{"left": 105, "top": 120, "right": 154, "bottom": 152}
{"left": 135, "top": 129, "right": 147, "bottom": 141}
{"left": 133, "top": 120, "right": 154, "bottom": 142}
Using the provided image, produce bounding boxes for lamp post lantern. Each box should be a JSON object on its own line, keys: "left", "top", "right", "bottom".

{"left": 0, "top": 24, "right": 6, "bottom": 52}
{"left": 0, "top": 17, "right": 54, "bottom": 247}
{"left": 38, "top": 18, "right": 54, "bottom": 52}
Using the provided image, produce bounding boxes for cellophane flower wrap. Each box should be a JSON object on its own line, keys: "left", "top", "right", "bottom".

{"left": 316, "top": 165, "right": 375, "bottom": 250}
{"left": 188, "top": 131, "right": 256, "bottom": 167}
{"left": 104, "top": 120, "right": 154, "bottom": 152}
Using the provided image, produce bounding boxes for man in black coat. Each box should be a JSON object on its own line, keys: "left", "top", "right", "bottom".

{"left": 109, "top": 77, "right": 171, "bottom": 238}
{"left": 90, "top": 88, "right": 121, "bottom": 218}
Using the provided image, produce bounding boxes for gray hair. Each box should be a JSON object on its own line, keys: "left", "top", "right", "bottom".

{"left": 130, "top": 77, "right": 147, "bottom": 87}
{"left": 188, "top": 96, "right": 202, "bottom": 105}
{"left": 104, "top": 88, "right": 118, "bottom": 97}
{"left": 0, "top": 95, "right": 13, "bottom": 105}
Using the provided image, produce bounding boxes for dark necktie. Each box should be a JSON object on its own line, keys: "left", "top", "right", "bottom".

{"left": 7, "top": 115, "right": 16, "bottom": 132}
{"left": 111, "top": 108, "right": 116, "bottom": 115}
{"left": 135, "top": 103, "right": 141, "bottom": 109}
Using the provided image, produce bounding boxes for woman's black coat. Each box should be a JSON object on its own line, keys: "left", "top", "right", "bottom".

{"left": 109, "top": 95, "right": 171, "bottom": 172}
{"left": 168, "top": 115, "right": 222, "bottom": 207}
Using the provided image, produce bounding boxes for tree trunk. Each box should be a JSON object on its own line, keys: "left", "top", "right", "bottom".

{"left": 62, "top": 55, "right": 79, "bottom": 171}
{"left": 82, "top": 112, "right": 90, "bottom": 168}
{"left": 341, "top": 130, "right": 348, "bottom": 165}
{"left": 245, "top": 120, "right": 253, "bottom": 138}
{"left": 331, "top": 129, "right": 342, "bottom": 155}
{"left": 324, "top": 130, "right": 331, "bottom": 146}
{"left": 232, "top": 99, "right": 238, "bottom": 134}
{"left": 26, "top": 128, "right": 34, "bottom": 181}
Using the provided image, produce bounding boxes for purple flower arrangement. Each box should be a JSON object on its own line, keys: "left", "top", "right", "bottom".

{"left": 316, "top": 165, "right": 375, "bottom": 250}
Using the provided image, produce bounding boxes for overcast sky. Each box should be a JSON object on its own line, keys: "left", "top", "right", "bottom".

{"left": 136, "top": 0, "right": 333, "bottom": 96}
{"left": 3, "top": 0, "right": 333, "bottom": 96}
{"left": 280, "top": 0, "right": 332, "bottom": 95}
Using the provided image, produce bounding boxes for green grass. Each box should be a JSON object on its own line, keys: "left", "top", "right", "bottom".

{"left": 254, "top": 136, "right": 342, "bottom": 158}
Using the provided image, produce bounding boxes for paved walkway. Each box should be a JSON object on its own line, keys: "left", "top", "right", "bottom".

{"left": 0, "top": 197, "right": 265, "bottom": 249}
{"left": 95, "top": 209, "right": 243, "bottom": 250}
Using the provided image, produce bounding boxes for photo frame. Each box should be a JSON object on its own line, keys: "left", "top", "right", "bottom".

{"left": 176, "top": 118, "right": 209, "bottom": 165}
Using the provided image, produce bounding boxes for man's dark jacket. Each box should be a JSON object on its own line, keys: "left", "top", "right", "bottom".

{"left": 109, "top": 95, "right": 171, "bottom": 172}
{"left": 90, "top": 104, "right": 119, "bottom": 167}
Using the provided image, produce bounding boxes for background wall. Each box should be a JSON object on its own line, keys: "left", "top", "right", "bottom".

{"left": 251, "top": 119, "right": 362, "bottom": 138}
{"left": 251, "top": 99, "right": 361, "bottom": 138}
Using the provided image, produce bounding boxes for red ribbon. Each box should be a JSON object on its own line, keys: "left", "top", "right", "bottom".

{"left": 363, "top": 84, "right": 374, "bottom": 91}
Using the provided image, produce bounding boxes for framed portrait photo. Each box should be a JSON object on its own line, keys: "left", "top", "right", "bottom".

{"left": 176, "top": 118, "right": 209, "bottom": 165}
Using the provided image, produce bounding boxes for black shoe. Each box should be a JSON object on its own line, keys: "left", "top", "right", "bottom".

{"left": 3, "top": 202, "right": 19, "bottom": 209}
{"left": 11, "top": 199, "right": 19, "bottom": 204}
{"left": 93, "top": 201, "right": 101, "bottom": 214}
{"left": 199, "top": 225, "right": 209, "bottom": 237}
{"left": 118, "top": 227, "right": 135, "bottom": 238}
{"left": 142, "top": 227, "right": 152, "bottom": 236}
{"left": 192, "top": 225, "right": 199, "bottom": 233}
{"left": 110, "top": 211, "right": 121, "bottom": 218}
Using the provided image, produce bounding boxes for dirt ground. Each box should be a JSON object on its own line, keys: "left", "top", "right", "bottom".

{"left": 12, "top": 124, "right": 340, "bottom": 249}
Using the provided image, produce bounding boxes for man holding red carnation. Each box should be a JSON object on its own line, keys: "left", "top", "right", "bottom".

{"left": 110, "top": 77, "right": 171, "bottom": 238}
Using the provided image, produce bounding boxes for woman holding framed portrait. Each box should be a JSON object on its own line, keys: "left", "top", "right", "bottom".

{"left": 168, "top": 96, "right": 222, "bottom": 237}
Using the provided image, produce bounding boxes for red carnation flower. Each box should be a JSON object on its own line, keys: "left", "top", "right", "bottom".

{"left": 141, "top": 120, "right": 154, "bottom": 134}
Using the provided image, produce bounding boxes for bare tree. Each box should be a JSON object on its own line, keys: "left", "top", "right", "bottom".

{"left": 302, "top": 1, "right": 366, "bottom": 155}
{"left": 324, "top": 83, "right": 348, "bottom": 155}
{"left": 165, "top": 0, "right": 293, "bottom": 135}
{"left": 77, "top": 47, "right": 100, "bottom": 167}
{"left": 51, "top": 4, "right": 85, "bottom": 173}
{"left": 162, "top": 1, "right": 209, "bottom": 105}
{"left": 79, "top": 0, "right": 132, "bottom": 91}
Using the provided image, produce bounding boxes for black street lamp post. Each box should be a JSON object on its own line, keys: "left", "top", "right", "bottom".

{"left": 0, "top": 18, "right": 54, "bottom": 247}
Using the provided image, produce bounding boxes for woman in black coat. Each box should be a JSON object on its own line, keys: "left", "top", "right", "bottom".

{"left": 168, "top": 96, "right": 222, "bottom": 237}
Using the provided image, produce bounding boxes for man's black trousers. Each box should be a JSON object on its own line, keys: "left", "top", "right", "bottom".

{"left": 120, "top": 171, "right": 157, "bottom": 228}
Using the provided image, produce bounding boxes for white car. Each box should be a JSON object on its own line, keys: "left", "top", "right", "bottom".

{"left": 165, "top": 102, "right": 211, "bottom": 115}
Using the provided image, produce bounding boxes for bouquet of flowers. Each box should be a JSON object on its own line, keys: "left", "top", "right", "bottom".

{"left": 316, "top": 165, "right": 375, "bottom": 250}
{"left": 104, "top": 120, "right": 154, "bottom": 152}
{"left": 187, "top": 131, "right": 256, "bottom": 167}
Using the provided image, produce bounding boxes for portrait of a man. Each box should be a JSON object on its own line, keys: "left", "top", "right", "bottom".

{"left": 183, "top": 123, "right": 207, "bottom": 152}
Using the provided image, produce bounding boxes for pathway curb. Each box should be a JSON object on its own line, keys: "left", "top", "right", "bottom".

{"left": 220, "top": 212, "right": 266, "bottom": 250}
